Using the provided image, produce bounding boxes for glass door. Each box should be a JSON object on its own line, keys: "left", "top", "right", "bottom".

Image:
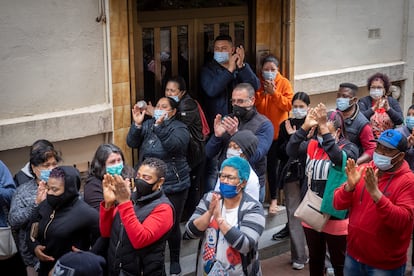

{"left": 135, "top": 5, "right": 249, "bottom": 102}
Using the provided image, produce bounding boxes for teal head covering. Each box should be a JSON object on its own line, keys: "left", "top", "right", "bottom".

{"left": 220, "top": 156, "right": 250, "bottom": 183}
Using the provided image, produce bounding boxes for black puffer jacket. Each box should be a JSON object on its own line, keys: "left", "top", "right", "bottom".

{"left": 126, "top": 117, "right": 191, "bottom": 194}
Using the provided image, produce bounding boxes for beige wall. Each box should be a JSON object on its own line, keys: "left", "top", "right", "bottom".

{"left": 294, "top": 0, "right": 413, "bottom": 113}
{"left": 0, "top": 0, "right": 112, "bottom": 174}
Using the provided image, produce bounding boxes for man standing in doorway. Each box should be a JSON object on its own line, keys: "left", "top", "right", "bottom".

{"left": 200, "top": 35, "right": 260, "bottom": 191}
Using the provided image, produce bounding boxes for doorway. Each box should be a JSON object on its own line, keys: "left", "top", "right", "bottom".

{"left": 133, "top": 2, "right": 251, "bottom": 103}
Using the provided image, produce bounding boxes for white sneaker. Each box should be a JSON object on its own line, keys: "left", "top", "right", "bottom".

{"left": 292, "top": 262, "right": 305, "bottom": 270}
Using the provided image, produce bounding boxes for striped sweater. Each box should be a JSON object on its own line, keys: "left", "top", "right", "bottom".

{"left": 184, "top": 192, "right": 265, "bottom": 276}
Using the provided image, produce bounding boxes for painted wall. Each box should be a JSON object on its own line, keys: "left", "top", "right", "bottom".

{"left": 294, "top": 0, "right": 405, "bottom": 74}
{"left": 293, "top": 0, "right": 413, "bottom": 113}
{"left": 0, "top": 0, "right": 106, "bottom": 118}
{"left": 0, "top": 0, "right": 111, "bottom": 173}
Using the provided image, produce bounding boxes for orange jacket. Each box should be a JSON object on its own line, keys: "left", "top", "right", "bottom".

{"left": 255, "top": 73, "right": 293, "bottom": 140}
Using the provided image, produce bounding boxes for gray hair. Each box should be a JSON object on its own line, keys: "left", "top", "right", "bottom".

{"left": 234, "top": 83, "right": 255, "bottom": 98}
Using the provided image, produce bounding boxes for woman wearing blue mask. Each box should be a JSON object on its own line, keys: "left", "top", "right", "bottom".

{"left": 9, "top": 140, "right": 61, "bottom": 276}
{"left": 83, "top": 143, "right": 135, "bottom": 212}
{"left": 254, "top": 54, "right": 294, "bottom": 215}
{"left": 287, "top": 103, "right": 359, "bottom": 276}
{"left": 184, "top": 156, "right": 265, "bottom": 276}
{"left": 146, "top": 76, "right": 205, "bottom": 221}
{"left": 270, "top": 91, "right": 310, "bottom": 269}
{"left": 127, "top": 96, "right": 190, "bottom": 276}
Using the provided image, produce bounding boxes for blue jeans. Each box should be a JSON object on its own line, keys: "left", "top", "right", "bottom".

{"left": 344, "top": 254, "right": 406, "bottom": 276}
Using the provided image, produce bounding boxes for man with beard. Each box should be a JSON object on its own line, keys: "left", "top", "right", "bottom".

{"left": 205, "top": 83, "right": 273, "bottom": 203}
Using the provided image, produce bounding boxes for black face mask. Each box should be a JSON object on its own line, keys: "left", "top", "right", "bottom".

{"left": 135, "top": 179, "right": 156, "bottom": 198}
{"left": 47, "top": 194, "right": 62, "bottom": 209}
{"left": 232, "top": 105, "right": 249, "bottom": 119}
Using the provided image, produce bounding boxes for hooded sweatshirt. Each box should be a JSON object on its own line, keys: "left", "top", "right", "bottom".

{"left": 333, "top": 161, "right": 414, "bottom": 269}
{"left": 29, "top": 166, "right": 99, "bottom": 276}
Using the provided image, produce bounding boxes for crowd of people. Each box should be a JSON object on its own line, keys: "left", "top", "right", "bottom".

{"left": 1, "top": 34, "right": 414, "bottom": 276}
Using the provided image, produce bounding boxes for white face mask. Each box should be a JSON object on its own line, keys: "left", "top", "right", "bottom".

{"left": 292, "top": 108, "right": 307, "bottom": 119}
{"left": 370, "top": 89, "right": 383, "bottom": 100}
{"left": 373, "top": 152, "right": 398, "bottom": 171}
{"left": 226, "top": 148, "right": 243, "bottom": 158}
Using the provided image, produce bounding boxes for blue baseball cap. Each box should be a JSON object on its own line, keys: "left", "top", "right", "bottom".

{"left": 372, "top": 129, "right": 407, "bottom": 152}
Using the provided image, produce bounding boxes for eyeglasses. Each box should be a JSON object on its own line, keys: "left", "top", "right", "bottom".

{"left": 218, "top": 172, "right": 239, "bottom": 182}
{"left": 230, "top": 98, "right": 251, "bottom": 105}
{"left": 370, "top": 86, "right": 384, "bottom": 89}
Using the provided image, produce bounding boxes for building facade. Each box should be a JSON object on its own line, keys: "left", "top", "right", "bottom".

{"left": 1, "top": 0, "right": 413, "bottom": 175}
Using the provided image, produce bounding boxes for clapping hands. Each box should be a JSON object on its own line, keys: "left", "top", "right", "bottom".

{"left": 102, "top": 174, "right": 132, "bottom": 208}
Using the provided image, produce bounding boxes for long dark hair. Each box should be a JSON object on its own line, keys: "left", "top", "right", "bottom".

{"left": 90, "top": 143, "right": 126, "bottom": 179}
{"left": 292, "top": 91, "right": 310, "bottom": 105}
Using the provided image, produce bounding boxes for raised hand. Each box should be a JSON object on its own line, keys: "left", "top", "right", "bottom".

{"left": 227, "top": 52, "right": 239, "bottom": 72}
{"left": 345, "top": 158, "right": 362, "bottom": 191}
{"left": 155, "top": 111, "right": 167, "bottom": 125}
{"left": 382, "top": 98, "right": 390, "bottom": 111}
{"left": 364, "top": 166, "right": 379, "bottom": 193}
{"left": 263, "top": 79, "right": 275, "bottom": 94}
{"left": 221, "top": 115, "right": 239, "bottom": 136}
{"left": 302, "top": 108, "right": 318, "bottom": 131}
{"left": 102, "top": 174, "right": 116, "bottom": 208}
{"left": 208, "top": 192, "right": 221, "bottom": 216}
{"left": 113, "top": 174, "right": 131, "bottom": 204}
{"left": 314, "top": 103, "right": 327, "bottom": 125}
{"left": 132, "top": 105, "right": 146, "bottom": 126}
{"left": 145, "top": 101, "right": 154, "bottom": 117}
{"left": 213, "top": 114, "right": 226, "bottom": 137}
{"left": 235, "top": 45, "right": 245, "bottom": 68}
{"left": 364, "top": 166, "right": 382, "bottom": 202}
{"left": 35, "top": 180, "right": 48, "bottom": 205}
{"left": 285, "top": 120, "right": 297, "bottom": 135}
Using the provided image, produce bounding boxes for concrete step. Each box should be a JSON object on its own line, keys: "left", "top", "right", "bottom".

{"left": 165, "top": 205, "right": 290, "bottom": 275}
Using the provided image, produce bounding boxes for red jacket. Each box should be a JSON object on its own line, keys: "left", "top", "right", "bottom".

{"left": 100, "top": 200, "right": 173, "bottom": 249}
{"left": 333, "top": 161, "right": 414, "bottom": 269}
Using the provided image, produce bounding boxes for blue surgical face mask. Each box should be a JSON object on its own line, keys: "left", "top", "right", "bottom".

{"left": 169, "top": 95, "right": 180, "bottom": 103}
{"left": 219, "top": 182, "right": 240, "bottom": 199}
{"left": 153, "top": 109, "right": 166, "bottom": 121}
{"left": 336, "top": 97, "right": 352, "bottom": 111}
{"left": 40, "top": 169, "right": 51, "bottom": 182}
{"left": 406, "top": 116, "right": 414, "bottom": 130}
{"left": 106, "top": 162, "right": 124, "bottom": 176}
{"left": 292, "top": 108, "right": 307, "bottom": 119}
{"left": 373, "top": 152, "right": 397, "bottom": 171}
{"left": 214, "top": 52, "right": 229, "bottom": 64}
{"left": 370, "top": 89, "right": 383, "bottom": 100}
{"left": 262, "top": 71, "right": 277, "bottom": 81}
{"left": 226, "top": 148, "right": 243, "bottom": 158}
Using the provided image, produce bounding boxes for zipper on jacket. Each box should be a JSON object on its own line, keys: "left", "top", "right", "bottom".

{"left": 115, "top": 221, "right": 124, "bottom": 270}
{"left": 43, "top": 210, "right": 56, "bottom": 240}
